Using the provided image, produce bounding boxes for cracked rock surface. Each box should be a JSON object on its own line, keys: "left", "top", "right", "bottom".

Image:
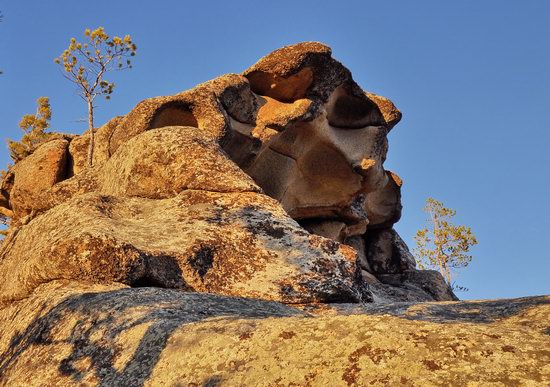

{"left": 0, "top": 283, "right": 548, "bottom": 385}
{"left": 1, "top": 42, "right": 545, "bottom": 385}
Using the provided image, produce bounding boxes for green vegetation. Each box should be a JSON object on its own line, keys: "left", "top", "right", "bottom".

{"left": 7, "top": 97, "right": 53, "bottom": 162}
{"left": 54, "top": 27, "right": 137, "bottom": 167}
{"left": 414, "top": 198, "right": 478, "bottom": 291}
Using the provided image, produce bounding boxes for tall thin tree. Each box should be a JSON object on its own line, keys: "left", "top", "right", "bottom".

{"left": 55, "top": 27, "right": 136, "bottom": 167}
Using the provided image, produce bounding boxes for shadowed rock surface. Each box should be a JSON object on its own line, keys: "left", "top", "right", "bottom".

{"left": 0, "top": 283, "right": 548, "bottom": 385}
{"left": 1, "top": 42, "right": 547, "bottom": 385}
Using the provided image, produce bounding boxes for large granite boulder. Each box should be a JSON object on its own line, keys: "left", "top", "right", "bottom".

{"left": 0, "top": 189, "right": 364, "bottom": 304}
{"left": 0, "top": 42, "right": 454, "bottom": 303}
{"left": 98, "top": 126, "right": 260, "bottom": 198}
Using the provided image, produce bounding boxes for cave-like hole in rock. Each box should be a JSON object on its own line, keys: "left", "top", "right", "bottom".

{"left": 131, "top": 275, "right": 167, "bottom": 288}
{"left": 62, "top": 148, "right": 75, "bottom": 180}
{"left": 149, "top": 102, "right": 199, "bottom": 129}
{"left": 128, "top": 255, "right": 186, "bottom": 289}
{"left": 327, "top": 91, "right": 386, "bottom": 129}
{"left": 246, "top": 67, "right": 313, "bottom": 103}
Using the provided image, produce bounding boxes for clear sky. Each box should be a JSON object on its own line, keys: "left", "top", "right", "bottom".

{"left": 1, "top": 1, "right": 549, "bottom": 300}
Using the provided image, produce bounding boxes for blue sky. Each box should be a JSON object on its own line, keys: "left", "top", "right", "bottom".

{"left": 1, "top": 1, "right": 549, "bottom": 299}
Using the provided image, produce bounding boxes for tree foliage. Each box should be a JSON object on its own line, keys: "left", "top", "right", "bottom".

{"left": 7, "top": 97, "right": 53, "bottom": 162}
{"left": 414, "top": 198, "right": 478, "bottom": 290}
{"left": 54, "top": 27, "right": 137, "bottom": 167}
{"left": 0, "top": 214, "right": 8, "bottom": 238}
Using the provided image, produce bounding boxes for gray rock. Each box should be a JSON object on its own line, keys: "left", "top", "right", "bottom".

{"left": 377, "top": 270, "right": 458, "bottom": 301}
{"left": 364, "top": 228, "right": 417, "bottom": 274}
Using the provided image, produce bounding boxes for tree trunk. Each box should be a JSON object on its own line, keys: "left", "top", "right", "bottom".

{"left": 432, "top": 211, "right": 453, "bottom": 286}
{"left": 87, "top": 98, "right": 95, "bottom": 168}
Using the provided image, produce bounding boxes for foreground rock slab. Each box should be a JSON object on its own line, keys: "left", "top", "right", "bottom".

{"left": 0, "top": 283, "right": 548, "bottom": 386}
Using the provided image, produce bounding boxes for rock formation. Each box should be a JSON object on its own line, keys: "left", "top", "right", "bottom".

{"left": 0, "top": 42, "right": 452, "bottom": 304}
{"left": 0, "top": 282, "right": 548, "bottom": 385}
{"left": 1, "top": 42, "right": 547, "bottom": 385}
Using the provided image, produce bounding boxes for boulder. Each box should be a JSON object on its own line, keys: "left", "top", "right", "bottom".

{"left": 364, "top": 170, "right": 403, "bottom": 228}
{"left": 0, "top": 191, "right": 366, "bottom": 304}
{"left": 9, "top": 139, "right": 69, "bottom": 218}
{"left": 363, "top": 228, "right": 417, "bottom": 274}
{"left": 99, "top": 126, "right": 260, "bottom": 198}
{"left": 227, "top": 43, "right": 404, "bottom": 241}
{"left": 377, "top": 270, "right": 459, "bottom": 302}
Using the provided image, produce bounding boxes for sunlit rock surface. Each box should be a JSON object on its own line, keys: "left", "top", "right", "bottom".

{"left": 1, "top": 42, "right": 545, "bottom": 385}
{"left": 0, "top": 42, "right": 449, "bottom": 303}
{"left": 0, "top": 283, "right": 548, "bottom": 385}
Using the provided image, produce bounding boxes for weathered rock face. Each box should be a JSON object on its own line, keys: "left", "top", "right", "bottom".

{"left": 235, "top": 44, "right": 401, "bottom": 239}
{"left": 0, "top": 190, "right": 364, "bottom": 304}
{"left": 9, "top": 139, "right": 70, "bottom": 217}
{"left": 0, "top": 42, "right": 450, "bottom": 304}
{"left": 0, "top": 283, "right": 548, "bottom": 385}
{"left": 98, "top": 126, "right": 260, "bottom": 198}
{"left": 0, "top": 41, "right": 547, "bottom": 386}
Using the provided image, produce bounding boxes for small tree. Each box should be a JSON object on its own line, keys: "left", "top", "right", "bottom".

{"left": 7, "top": 97, "right": 53, "bottom": 162}
{"left": 0, "top": 214, "right": 8, "bottom": 239}
{"left": 414, "top": 198, "right": 478, "bottom": 290}
{"left": 54, "top": 27, "right": 136, "bottom": 167}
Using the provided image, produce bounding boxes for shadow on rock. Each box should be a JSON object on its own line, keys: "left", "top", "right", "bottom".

{"left": 0, "top": 287, "right": 303, "bottom": 386}
{"left": 331, "top": 295, "right": 550, "bottom": 324}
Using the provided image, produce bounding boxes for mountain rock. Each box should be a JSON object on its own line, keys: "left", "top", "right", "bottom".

{"left": 0, "top": 189, "right": 364, "bottom": 304}
{"left": 0, "top": 42, "right": 450, "bottom": 304}
{"left": 0, "top": 283, "right": 548, "bottom": 385}
{"left": 9, "top": 139, "right": 69, "bottom": 217}
{"left": 3, "top": 42, "right": 539, "bottom": 385}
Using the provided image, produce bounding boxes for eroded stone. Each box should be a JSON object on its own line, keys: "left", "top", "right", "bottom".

{"left": 0, "top": 42, "right": 455, "bottom": 306}
{"left": 0, "top": 191, "right": 366, "bottom": 304}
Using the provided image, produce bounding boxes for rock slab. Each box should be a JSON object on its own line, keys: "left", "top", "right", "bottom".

{"left": 0, "top": 283, "right": 548, "bottom": 386}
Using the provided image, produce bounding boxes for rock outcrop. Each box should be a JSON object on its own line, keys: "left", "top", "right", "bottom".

{"left": 0, "top": 42, "right": 449, "bottom": 304}
{"left": 0, "top": 190, "right": 363, "bottom": 304}
{"left": 2, "top": 42, "right": 543, "bottom": 385}
{"left": 9, "top": 139, "right": 70, "bottom": 217}
{"left": 0, "top": 283, "right": 548, "bottom": 385}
